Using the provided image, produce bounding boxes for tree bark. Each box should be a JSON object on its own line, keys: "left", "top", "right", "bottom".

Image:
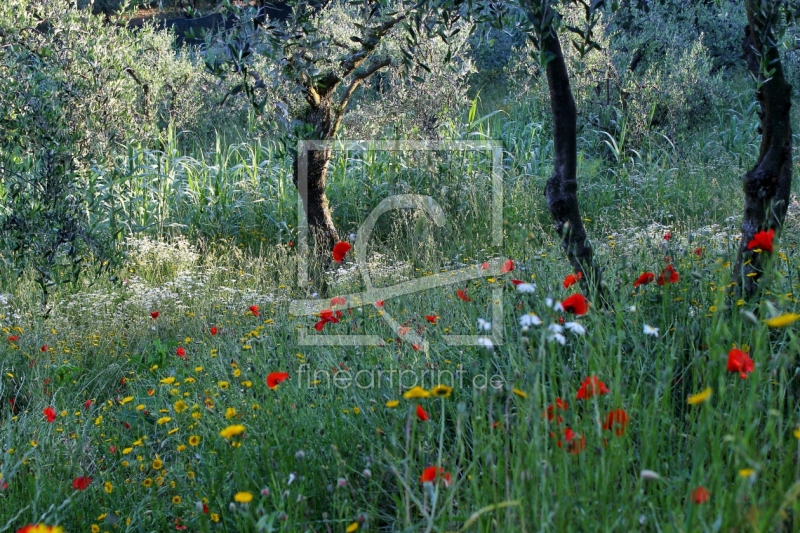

{"left": 292, "top": 95, "right": 340, "bottom": 256}
{"left": 735, "top": 9, "right": 793, "bottom": 298}
{"left": 540, "top": 21, "right": 601, "bottom": 296}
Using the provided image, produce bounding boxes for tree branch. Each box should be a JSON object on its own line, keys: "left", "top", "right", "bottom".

{"left": 331, "top": 57, "right": 391, "bottom": 136}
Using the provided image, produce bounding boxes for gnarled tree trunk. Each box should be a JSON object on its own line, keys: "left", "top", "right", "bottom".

{"left": 539, "top": 21, "right": 601, "bottom": 297}
{"left": 735, "top": 8, "right": 793, "bottom": 298}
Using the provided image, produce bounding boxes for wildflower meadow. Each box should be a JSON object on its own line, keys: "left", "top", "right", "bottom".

{"left": 3, "top": 0, "right": 800, "bottom": 532}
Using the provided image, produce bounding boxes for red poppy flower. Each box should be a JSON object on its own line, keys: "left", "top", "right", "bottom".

{"left": 330, "top": 296, "right": 346, "bottom": 306}
{"left": 176, "top": 347, "right": 186, "bottom": 358}
{"left": 249, "top": 305, "right": 260, "bottom": 317}
{"left": 694, "top": 247, "right": 702, "bottom": 257}
{"left": 727, "top": 348, "right": 754, "bottom": 379}
{"left": 561, "top": 293, "right": 589, "bottom": 315}
{"left": 501, "top": 259, "right": 515, "bottom": 274}
{"left": 747, "top": 228, "right": 774, "bottom": 253}
{"left": 267, "top": 372, "right": 290, "bottom": 389}
{"left": 425, "top": 315, "right": 439, "bottom": 324}
{"left": 602, "top": 409, "right": 629, "bottom": 436}
{"left": 375, "top": 300, "right": 384, "bottom": 308}
{"left": 481, "top": 262, "right": 489, "bottom": 270}
{"left": 109, "top": 446, "right": 116, "bottom": 454}
{"left": 510, "top": 279, "right": 524, "bottom": 285}
{"left": 420, "top": 466, "right": 451, "bottom": 486}
{"left": 332, "top": 242, "right": 352, "bottom": 263}
{"left": 412, "top": 343, "right": 422, "bottom": 351}
{"left": 544, "top": 398, "right": 568, "bottom": 424}
{"left": 691, "top": 486, "right": 710, "bottom": 504}
{"left": 416, "top": 404, "right": 429, "bottom": 421}
{"left": 203, "top": 503, "right": 209, "bottom": 513}
{"left": 315, "top": 309, "right": 341, "bottom": 331}
{"left": 663, "top": 232, "right": 671, "bottom": 241}
{"left": 633, "top": 272, "right": 655, "bottom": 287}
{"left": 456, "top": 289, "right": 472, "bottom": 302}
{"left": 72, "top": 476, "right": 92, "bottom": 491}
{"left": 40, "top": 345, "right": 48, "bottom": 352}
{"left": 564, "top": 428, "right": 586, "bottom": 455}
{"left": 150, "top": 311, "right": 160, "bottom": 320}
{"left": 7, "top": 335, "right": 18, "bottom": 342}
{"left": 43, "top": 407, "right": 56, "bottom": 423}
{"left": 210, "top": 326, "right": 218, "bottom": 336}
{"left": 576, "top": 376, "right": 609, "bottom": 400}
{"left": 657, "top": 264, "right": 679, "bottom": 285}
{"left": 563, "top": 271, "right": 582, "bottom": 289}
{"left": 83, "top": 399, "right": 93, "bottom": 410}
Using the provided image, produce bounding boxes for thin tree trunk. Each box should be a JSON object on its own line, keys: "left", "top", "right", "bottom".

{"left": 540, "top": 24, "right": 601, "bottom": 296}
{"left": 735, "top": 9, "right": 793, "bottom": 298}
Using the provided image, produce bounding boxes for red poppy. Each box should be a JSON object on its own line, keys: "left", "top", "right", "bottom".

{"left": 83, "top": 399, "right": 92, "bottom": 410}
{"left": 72, "top": 476, "right": 92, "bottom": 491}
{"left": 501, "top": 259, "right": 515, "bottom": 274}
{"left": 576, "top": 376, "right": 609, "bottom": 400}
{"left": 633, "top": 272, "right": 655, "bottom": 287}
{"left": 456, "top": 289, "right": 472, "bottom": 302}
{"left": 727, "top": 348, "right": 754, "bottom": 379}
{"left": 656, "top": 264, "right": 679, "bottom": 285}
{"left": 249, "top": 305, "right": 260, "bottom": 317}
{"left": 602, "top": 409, "right": 629, "bottom": 437}
{"left": 40, "top": 345, "right": 48, "bottom": 352}
{"left": 561, "top": 293, "right": 589, "bottom": 315}
{"left": 416, "top": 404, "right": 429, "bottom": 421}
{"left": 412, "top": 343, "right": 422, "bottom": 351}
{"left": 563, "top": 271, "right": 582, "bottom": 289}
{"left": 267, "top": 372, "right": 290, "bottom": 389}
{"left": 315, "top": 309, "right": 341, "bottom": 331}
{"left": 150, "top": 311, "right": 160, "bottom": 320}
{"left": 425, "top": 315, "right": 439, "bottom": 324}
{"left": 510, "top": 279, "right": 524, "bottom": 285}
{"left": 663, "top": 232, "right": 671, "bottom": 241}
{"left": 332, "top": 242, "right": 352, "bottom": 263}
{"left": 420, "top": 466, "right": 451, "bottom": 486}
{"left": 176, "top": 347, "right": 186, "bottom": 358}
{"left": 375, "top": 300, "right": 384, "bottom": 308}
{"left": 203, "top": 502, "right": 209, "bottom": 513}
{"left": 481, "top": 262, "right": 489, "bottom": 270}
{"left": 694, "top": 247, "right": 702, "bottom": 257}
{"left": 210, "top": 326, "right": 218, "bottom": 336}
{"left": 109, "top": 446, "right": 116, "bottom": 454}
{"left": 7, "top": 335, "right": 18, "bottom": 342}
{"left": 330, "top": 296, "right": 346, "bottom": 306}
{"left": 43, "top": 407, "right": 56, "bottom": 423}
{"left": 747, "top": 228, "right": 774, "bottom": 253}
{"left": 691, "top": 486, "right": 710, "bottom": 504}
{"left": 544, "top": 398, "right": 568, "bottom": 424}
{"left": 564, "top": 428, "right": 586, "bottom": 455}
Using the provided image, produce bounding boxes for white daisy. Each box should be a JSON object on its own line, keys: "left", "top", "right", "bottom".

{"left": 643, "top": 324, "right": 659, "bottom": 337}
{"left": 477, "top": 337, "right": 494, "bottom": 349}
{"left": 516, "top": 283, "right": 536, "bottom": 293}
{"left": 519, "top": 313, "right": 542, "bottom": 327}
{"left": 477, "top": 318, "right": 492, "bottom": 331}
{"left": 564, "top": 322, "right": 586, "bottom": 335}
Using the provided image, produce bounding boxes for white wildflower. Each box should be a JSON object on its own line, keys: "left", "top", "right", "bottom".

{"left": 516, "top": 283, "right": 536, "bottom": 293}
{"left": 548, "top": 323, "right": 564, "bottom": 334}
{"left": 477, "top": 337, "right": 494, "bottom": 349}
{"left": 643, "top": 324, "right": 659, "bottom": 337}
{"left": 519, "top": 313, "right": 542, "bottom": 327}
{"left": 477, "top": 318, "right": 492, "bottom": 331}
{"left": 548, "top": 333, "right": 566, "bottom": 345}
{"left": 564, "top": 322, "right": 586, "bottom": 335}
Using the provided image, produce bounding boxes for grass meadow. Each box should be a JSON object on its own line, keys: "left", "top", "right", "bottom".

{"left": 3, "top": 92, "right": 800, "bottom": 533}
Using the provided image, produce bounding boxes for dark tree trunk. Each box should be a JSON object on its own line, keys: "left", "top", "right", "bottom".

{"left": 540, "top": 24, "right": 601, "bottom": 296}
{"left": 735, "top": 11, "right": 793, "bottom": 298}
{"left": 292, "top": 95, "right": 340, "bottom": 262}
